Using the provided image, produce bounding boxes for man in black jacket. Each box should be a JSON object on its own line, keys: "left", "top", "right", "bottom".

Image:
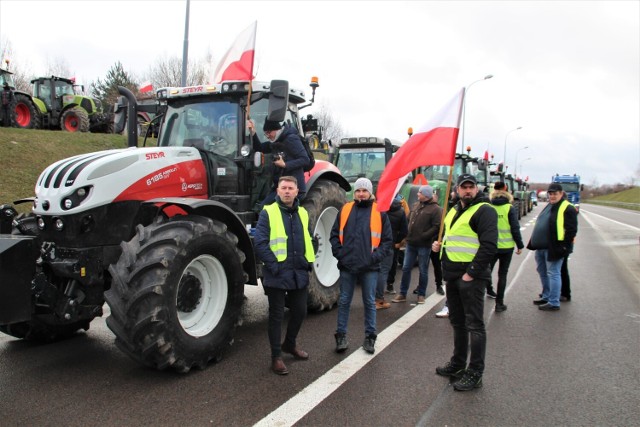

{"left": 254, "top": 176, "right": 315, "bottom": 375}
{"left": 248, "top": 119, "right": 310, "bottom": 207}
{"left": 527, "top": 183, "right": 578, "bottom": 311}
{"left": 432, "top": 174, "right": 497, "bottom": 391}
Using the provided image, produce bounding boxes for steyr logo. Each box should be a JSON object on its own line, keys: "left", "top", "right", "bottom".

{"left": 145, "top": 152, "right": 165, "bottom": 160}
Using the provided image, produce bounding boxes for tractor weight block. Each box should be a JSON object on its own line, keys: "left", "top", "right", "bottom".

{"left": 0, "top": 235, "right": 38, "bottom": 324}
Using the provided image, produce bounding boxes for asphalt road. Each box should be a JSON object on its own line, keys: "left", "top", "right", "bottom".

{"left": 1, "top": 203, "right": 638, "bottom": 427}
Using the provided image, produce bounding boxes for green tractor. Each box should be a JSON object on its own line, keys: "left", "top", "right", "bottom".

{"left": 12, "top": 75, "right": 113, "bottom": 132}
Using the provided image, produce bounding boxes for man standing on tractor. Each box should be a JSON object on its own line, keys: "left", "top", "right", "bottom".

{"left": 1, "top": 82, "right": 13, "bottom": 127}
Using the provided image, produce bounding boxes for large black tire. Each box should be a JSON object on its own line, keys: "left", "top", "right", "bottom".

{"left": 301, "top": 180, "right": 347, "bottom": 311}
{"left": 105, "top": 215, "right": 246, "bottom": 373}
{"left": 12, "top": 93, "right": 42, "bottom": 129}
{"left": 61, "top": 106, "right": 90, "bottom": 132}
{"left": 0, "top": 317, "right": 93, "bottom": 342}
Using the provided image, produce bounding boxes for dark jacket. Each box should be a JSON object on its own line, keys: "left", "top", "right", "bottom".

{"left": 254, "top": 196, "right": 312, "bottom": 290}
{"left": 330, "top": 198, "right": 393, "bottom": 273}
{"left": 406, "top": 199, "right": 442, "bottom": 247}
{"left": 388, "top": 198, "right": 408, "bottom": 244}
{"left": 441, "top": 192, "right": 498, "bottom": 281}
{"left": 253, "top": 124, "right": 309, "bottom": 194}
{"left": 490, "top": 189, "right": 524, "bottom": 252}
{"left": 526, "top": 199, "right": 578, "bottom": 261}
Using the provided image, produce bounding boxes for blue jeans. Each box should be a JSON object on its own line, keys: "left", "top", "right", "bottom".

{"left": 535, "top": 249, "right": 563, "bottom": 307}
{"left": 399, "top": 244, "right": 431, "bottom": 296}
{"left": 336, "top": 270, "right": 377, "bottom": 336}
{"left": 376, "top": 252, "right": 394, "bottom": 299}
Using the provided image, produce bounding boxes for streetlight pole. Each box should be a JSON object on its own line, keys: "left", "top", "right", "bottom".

{"left": 514, "top": 145, "right": 529, "bottom": 177}
{"left": 460, "top": 74, "right": 493, "bottom": 153}
{"left": 502, "top": 126, "right": 522, "bottom": 172}
{"left": 519, "top": 157, "right": 532, "bottom": 177}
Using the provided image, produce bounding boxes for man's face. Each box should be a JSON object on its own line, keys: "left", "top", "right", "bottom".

{"left": 277, "top": 179, "right": 299, "bottom": 206}
{"left": 457, "top": 181, "right": 478, "bottom": 204}
{"left": 264, "top": 129, "right": 278, "bottom": 142}
{"left": 417, "top": 192, "right": 427, "bottom": 202}
{"left": 354, "top": 188, "right": 371, "bottom": 201}
{"left": 547, "top": 190, "right": 563, "bottom": 204}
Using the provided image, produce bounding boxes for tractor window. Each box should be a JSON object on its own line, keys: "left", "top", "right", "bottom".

{"left": 336, "top": 148, "right": 386, "bottom": 181}
{"left": 54, "top": 81, "right": 73, "bottom": 97}
{"left": 246, "top": 97, "right": 300, "bottom": 144}
{"left": 159, "top": 99, "right": 239, "bottom": 158}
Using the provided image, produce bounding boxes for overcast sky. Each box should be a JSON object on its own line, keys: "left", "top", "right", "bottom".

{"left": 1, "top": 0, "right": 638, "bottom": 186}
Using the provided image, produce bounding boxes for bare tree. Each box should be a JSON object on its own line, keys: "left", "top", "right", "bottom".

{"left": 312, "top": 103, "right": 343, "bottom": 147}
{"left": 143, "top": 53, "right": 211, "bottom": 89}
{"left": 44, "top": 56, "right": 71, "bottom": 78}
{"left": 0, "top": 36, "right": 35, "bottom": 92}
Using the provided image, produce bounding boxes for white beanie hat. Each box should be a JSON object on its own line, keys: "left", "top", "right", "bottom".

{"left": 353, "top": 177, "right": 373, "bottom": 194}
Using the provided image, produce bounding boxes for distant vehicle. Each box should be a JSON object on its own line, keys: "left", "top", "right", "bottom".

{"left": 530, "top": 191, "right": 538, "bottom": 206}
{"left": 552, "top": 174, "right": 583, "bottom": 212}
{"left": 538, "top": 190, "right": 548, "bottom": 202}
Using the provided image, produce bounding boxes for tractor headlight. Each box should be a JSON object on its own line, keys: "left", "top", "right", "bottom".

{"left": 37, "top": 217, "right": 45, "bottom": 230}
{"left": 54, "top": 218, "right": 64, "bottom": 231}
{"left": 60, "top": 186, "right": 92, "bottom": 211}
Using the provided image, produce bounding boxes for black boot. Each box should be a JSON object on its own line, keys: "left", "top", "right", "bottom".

{"left": 495, "top": 300, "right": 507, "bottom": 312}
{"left": 335, "top": 333, "right": 348, "bottom": 353}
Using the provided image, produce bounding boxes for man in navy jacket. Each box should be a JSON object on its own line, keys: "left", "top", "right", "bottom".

{"left": 254, "top": 176, "right": 315, "bottom": 375}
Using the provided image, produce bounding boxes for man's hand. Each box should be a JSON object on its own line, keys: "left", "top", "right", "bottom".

{"left": 247, "top": 119, "right": 256, "bottom": 136}
{"left": 273, "top": 158, "right": 286, "bottom": 169}
{"left": 515, "top": 248, "right": 522, "bottom": 255}
{"left": 432, "top": 241, "right": 441, "bottom": 252}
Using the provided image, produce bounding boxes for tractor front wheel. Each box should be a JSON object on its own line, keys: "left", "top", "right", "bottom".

{"left": 61, "top": 106, "right": 90, "bottom": 132}
{"left": 12, "top": 94, "right": 41, "bottom": 129}
{"left": 105, "top": 215, "right": 246, "bottom": 373}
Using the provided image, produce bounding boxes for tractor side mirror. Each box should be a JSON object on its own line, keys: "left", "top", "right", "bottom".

{"left": 267, "top": 80, "right": 289, "bottom": 123}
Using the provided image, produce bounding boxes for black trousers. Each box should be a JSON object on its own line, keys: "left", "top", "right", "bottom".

{"left": 387, "top": 247, "right": 401, "bottom": 284}
{"left": 430, "top": 249, "right": 443, "bottom": 286}
{"left": 264, "top": 287, "right": 308, "bottom": 358}
{"left": 490, "top": 251, "right": 514, "bottom": 303}
{"left": 446, "top": 276, "right": 487, "bottom": 374}
{"left": 561, "top": 255, "right": 571, "bottom": 298}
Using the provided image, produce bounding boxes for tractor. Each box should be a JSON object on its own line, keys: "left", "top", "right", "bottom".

{"left": 0, "top": 77, "right": 349, "bottom": 373}
{"left": 12, "top": 75, "right": 113, "bottom": 132}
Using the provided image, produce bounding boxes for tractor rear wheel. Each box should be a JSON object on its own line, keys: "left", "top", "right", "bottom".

{"left": 301, "top": 180, "right": 347, "bottom": 311}
{"left": 12, "top": 94, "right": 41, "bottom": 129}
{"left": 61, "top": 106, "right": 90, "bottom": 132}
{"left": 105, "top": 215, "right": 246, "bottom": 373}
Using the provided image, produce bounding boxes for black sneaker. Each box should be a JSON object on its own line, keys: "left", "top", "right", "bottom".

{"left": 453, "top": 369, "right": 483, "bottom": 391}
{"left": 363, "top": 334, "right": 376, "bottom": 354}
{"left": 412, "top": 288, "right": 419, "bottom": 295}
{"left": 486, "top": 288, "right": 497, "bottom": 299}
{"left": 335, "top": 333, "right": 348, "bottom": 353}
{"left": 495, "top": 302, "right": 507, "bottom": 312}
{"left": 435, "top": 362, "right": 466, "bottom": 378}
{"left": 385, "top": 284, "right": 396, "bottom": 294}
{"left": 436, "top": 285, "right": 445, "bottom": 295}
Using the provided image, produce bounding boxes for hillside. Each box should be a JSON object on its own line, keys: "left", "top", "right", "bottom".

{"left": 583, "top": 186, "right": 640, "bottom": 210}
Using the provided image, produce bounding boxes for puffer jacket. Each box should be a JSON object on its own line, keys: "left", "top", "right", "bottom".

{"left": 253, "top": 124, "right": 310, "bottom": 194}
{"left": 441, "top": 192, "right": 498, "bottom": 281}
{"left": 329, "top": 198, "right": 393, "bottom": 273}
{"left": 254, "top": 196, "right": 312, "bottom": 290}
{"left": 490, "top": 189, "right": 524, "bottom": 252}
{"left": 388, "top": 198, "right": 408, "bottom": 244}
{"left": 405, "top": 199, "right": 442, "bottom": 247}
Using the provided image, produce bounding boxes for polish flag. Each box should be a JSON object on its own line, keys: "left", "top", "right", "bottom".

{"left": 139, "top": 81, "right": 153, "bottom": 93}
{"left": 376, "top": 88, "right": 465, "bottom": 211}
{"left": 213, "top": 21, "right": 257, "bottom": 83}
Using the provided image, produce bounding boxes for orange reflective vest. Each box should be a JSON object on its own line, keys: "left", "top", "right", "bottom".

{"left": 339, "top": 201, "right": 382, "bottom": 252}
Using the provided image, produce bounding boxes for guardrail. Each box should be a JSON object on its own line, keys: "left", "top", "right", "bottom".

{"left": 583, "top": 200, "right": 640, "bottom": 211}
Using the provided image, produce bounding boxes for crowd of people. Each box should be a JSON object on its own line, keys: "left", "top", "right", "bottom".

{"left": 249, "top": 119, "right": 579, "bottom": 392}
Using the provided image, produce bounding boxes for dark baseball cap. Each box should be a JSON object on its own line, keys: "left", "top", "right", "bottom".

{"left": 547, "top": 183, "right": 563, "bottom": 192}
{"left": 457, "top": 174, "right": 477, "bottom": 186}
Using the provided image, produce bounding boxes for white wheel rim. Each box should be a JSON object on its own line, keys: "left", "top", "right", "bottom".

{"left": 313, "top": 206, "right": 340, "bottom": 288}
{"left": 177, "top": 254, "right": 227, "bottom": 337}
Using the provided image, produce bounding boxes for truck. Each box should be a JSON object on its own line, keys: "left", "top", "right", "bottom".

{"left": 0, "top": 77, "right": 350, "bottom": 372}
{"left": 552, "top": 174, "right": 583, "bottom": 212}
{"left": 12, "top": 75, "right": 113, "bottom": 132}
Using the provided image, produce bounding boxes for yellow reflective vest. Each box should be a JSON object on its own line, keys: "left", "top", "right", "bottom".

{"left": 493, "top": 204, "right": 515, "bottom": 249}
{"left": 263, "top": 203, "right": 315, "bottom": 262}
{"left": 442, "top": 203, "right": 487, "bottom": 262}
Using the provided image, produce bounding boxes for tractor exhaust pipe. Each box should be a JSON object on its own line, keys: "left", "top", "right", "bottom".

{"left": 117, "top": 86, "right": 138, "bottom": 147}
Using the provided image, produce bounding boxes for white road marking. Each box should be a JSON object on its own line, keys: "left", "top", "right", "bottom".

{"left": 253, "top": 292, "right": 444, "bottom": 427}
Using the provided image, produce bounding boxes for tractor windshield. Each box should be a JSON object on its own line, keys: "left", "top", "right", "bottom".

{"left": 336, "top": 148, "right": 386, "bottom": 182}
{"left": 158, "top": 99, "right": 240, "bottom": 158}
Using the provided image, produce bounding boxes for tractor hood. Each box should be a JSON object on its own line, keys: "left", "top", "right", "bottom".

{"left": 33, "top": 147, "right": 208, "bottom": 215}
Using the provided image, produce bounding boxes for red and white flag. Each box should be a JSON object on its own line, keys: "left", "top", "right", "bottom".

{"left": 213, "top": 21, "right": 257, "bottom": 83}
{"left": 139, "top": 81, "right": 153, "bottom": 93}
{"left": 375, "top": 88, "right": 465, "bottom": 211}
